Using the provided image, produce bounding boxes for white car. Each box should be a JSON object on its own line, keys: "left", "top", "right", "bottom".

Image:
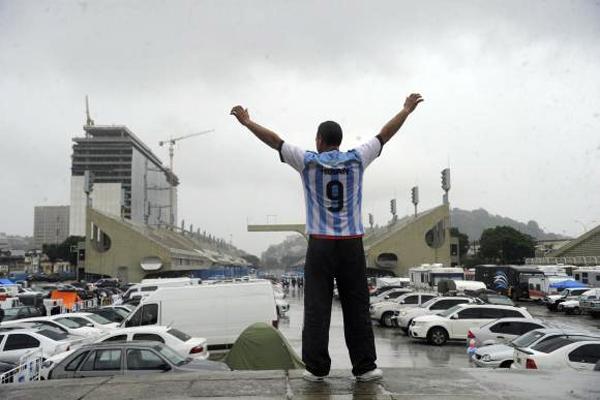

{"left": 0, "top": 327, "right": 81, "bottom": 363}
{"left": 1, "top": 315, "right": 103, "bottom": 338}
{"left": 369, "top": 293, "right": 438, "bottom": 327}
{"left": 394, "top": 296, "right": 478, "bottom": 332}
{"left": 557, "top": 299, "right": 581, "bottom": 314}
{"left": 544, "top": 287, "right": 589, "bottom": 311}
{"left": 53, "top": 312, "right": 120, "bottom": 332}
{"left": 408, "top": 304, "right": 533, "bottom": 346}
{"left": 469, "top": 318, "right": 547, "bottom": 348}
{"left": 94, "top": 326, "right": 209, "bottom": 360}
{"left": 513, "top": 336, "right": 600, "bottom": 370}
{"left": 473, "top": 329, "right": 595, "bottom": 369}
{"left": 369, "top": 288, "right": 412, "bottom": 305}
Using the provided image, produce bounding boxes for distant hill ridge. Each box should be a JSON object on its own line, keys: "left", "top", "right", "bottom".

{"left": 451, "top": 208, "right": 566, "bottom": 241}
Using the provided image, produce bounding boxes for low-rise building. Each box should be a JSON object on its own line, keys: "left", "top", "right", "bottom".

{"left": 84, "top": 208, "right": 250, "bottom": 282}
{"left": 33, "top": 206, "right": 70, "bottom": 248}
{"left": 363, "top": 204, "right": 452, "bottom": 277}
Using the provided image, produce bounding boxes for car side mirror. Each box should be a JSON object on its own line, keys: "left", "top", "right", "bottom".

{"left": 384, "top": 296, "right": 390, "bottom": 300}
{"left": 160, "top": 364, "right": 171, "bottom": 371}
{"left": 450, "top": 314, "right": 458, "bottom": 319}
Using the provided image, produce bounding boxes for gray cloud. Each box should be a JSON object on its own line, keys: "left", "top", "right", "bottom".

{"left": 1, "top": 0, "right": 599, "bottom": 254}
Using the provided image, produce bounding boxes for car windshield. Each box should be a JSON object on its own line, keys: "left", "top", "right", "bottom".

{"left": 3, "top": 308, "right": 20, "bottom": 317}
{"left": 420, "top": 298, "right": 438, "bottom": 308}
{"left": 85, "top": 313, "right": 112, "bottom": 325}
{"left": 512, "top": 330, "right": 546, "bottom": 348}
{"left": 531, "top": 336, "right": 577, "bottom": 353}
{"left": 167, "top": 328, "right": 191, "bottom": 342}
{"left": 438, "top": 305, "right": 462, "bottom": 318}
{"left": 155, "top": 344, "right": 188, "bottom": 366}
{"left": 111, "top": 308, "right": 130, "bottom": 319}
{"left": 487, "top": 296, "right": 514, "bottom": 305}
{"left": 37, "top": 329, "right": 69, "bottom": 341}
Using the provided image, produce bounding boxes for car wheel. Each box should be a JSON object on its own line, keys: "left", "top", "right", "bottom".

{"left": 381, "top": 312, "right": 393, "bottom": 327}
{"left": 499, "top": 360, "right": 513, "bottom": 368}
{"left": 403, "top": 319, "right": 414, "bottom": 336}
{"left": 427, "top": 327, "right": 448, "bottom": 346}
{"left": 573, "top": 307, "right": 582, "bottom": 315}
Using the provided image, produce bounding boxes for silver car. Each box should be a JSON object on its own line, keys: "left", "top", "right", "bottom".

{"left": 473, "top": 328, "right": 598, "bottom": 369}
{"left": 48, "top": 341, "right": 228, "bottom": 379}
{"left": 469, "top": 318, "right": 546, "bottom": 348}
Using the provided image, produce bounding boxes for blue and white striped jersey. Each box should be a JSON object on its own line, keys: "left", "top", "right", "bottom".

{"left": 279, "top": 136, "right": 383, "bottom": 237}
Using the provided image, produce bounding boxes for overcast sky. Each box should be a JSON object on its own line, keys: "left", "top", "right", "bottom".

{"left": 1, "top": 0, "right": 599, "bottom": 256}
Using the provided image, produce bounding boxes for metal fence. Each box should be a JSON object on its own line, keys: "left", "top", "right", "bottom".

{"left": 0, "top": 350, "right": 43, "bottom": 385}
{"left": 525, "top": 256, "right": 600, "bottom": 266}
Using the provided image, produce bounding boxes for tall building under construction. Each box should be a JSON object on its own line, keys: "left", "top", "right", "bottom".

{"left": 69, "top": 124, "right": 177, "bottom": 236}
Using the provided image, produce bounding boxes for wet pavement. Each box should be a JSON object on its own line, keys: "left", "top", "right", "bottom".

{"left": 278, "top": 287, "right": 600, "bottom": 370}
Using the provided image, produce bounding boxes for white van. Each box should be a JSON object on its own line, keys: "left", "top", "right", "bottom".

{"left": 121, "top": 278, "right": 198, "bottom": 302}
{"left": 120, "top": 279, "right": 278, "bottom": 351}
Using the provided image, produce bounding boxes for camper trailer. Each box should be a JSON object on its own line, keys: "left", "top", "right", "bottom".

{"left": 573, "top": 267, "right": 600, "bottom": 288}
{"left": 409, "top": 264, "right": 464, "bottom": 290}
{"left": 474, "top": 265, "right": 545, "bottom": 300}
{"left": 527, "top": 274, "right": 576, "bottom": 300}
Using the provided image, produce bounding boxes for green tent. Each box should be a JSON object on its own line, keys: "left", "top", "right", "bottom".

{"left": 224, "top": 322, "right": 305, "bottom": 370}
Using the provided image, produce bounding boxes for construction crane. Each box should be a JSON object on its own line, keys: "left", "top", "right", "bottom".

{"left": 159, "top": 129, "right": 214, "bottom": 226}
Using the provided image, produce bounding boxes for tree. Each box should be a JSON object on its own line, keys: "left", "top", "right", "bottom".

{"left": 43, "top": 236, "right": 84, "bottom": 265}
{"left": 241, "top": 254, "right": 260, "bottom": 267}
{"left": 479, "top": 226, "right": 535, "bottom": 264}
{"left": 450, "top": 227, "right": 470, "bottom": 262}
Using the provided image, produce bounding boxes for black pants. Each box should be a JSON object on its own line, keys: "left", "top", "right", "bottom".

{"left": 302, "top": 237, "right": 377, "bottom": 376}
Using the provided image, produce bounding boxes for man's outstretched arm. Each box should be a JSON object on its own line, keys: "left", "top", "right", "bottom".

{"left": 378, "top": 93, "right": 424, "bottom": 144}
{"left": 230, "top": 105, "right": 282, "bottom": 149}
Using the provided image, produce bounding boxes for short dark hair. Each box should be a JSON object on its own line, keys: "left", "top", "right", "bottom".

{"left": 317, "top": 121, "right": 343, "bottom": 146}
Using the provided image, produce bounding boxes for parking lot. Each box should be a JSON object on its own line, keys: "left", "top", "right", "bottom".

{"left": 278, "top": 287, "right": 600, "bottom": 370}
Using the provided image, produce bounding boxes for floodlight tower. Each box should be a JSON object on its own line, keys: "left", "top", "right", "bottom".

{"left": 441, "top": 168, "right": 451, "bottom": 205}
{"left": 159, "top": 129, "right": 214, "bottom": 227}
{"left": 411, "top": 186, "right": 419, "bottom": 217}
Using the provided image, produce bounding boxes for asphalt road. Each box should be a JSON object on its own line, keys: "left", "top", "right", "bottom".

{"left": 277, "top": 287, "right": 600, "bottom": 370}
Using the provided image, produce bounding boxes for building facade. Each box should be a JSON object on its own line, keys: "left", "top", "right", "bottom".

{"left": 33, "top": 206, "right": 70, "bottom": 248}
{"left": 85, "top": 208, "right": 249, "bottom": 283}
{"left": 70, "top": 125, "right": 177, "bottom": 236}
{"left": 363, "top": 204, "right": 452, "bottom": 277}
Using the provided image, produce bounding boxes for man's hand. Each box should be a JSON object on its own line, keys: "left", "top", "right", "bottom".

{"left": 403, "top": 93, "right": 424, "bottom": 114}
{"left": 230, "top": 105, "right": 250, "bottom": 126}
{"left": 229, "top": 105, "right": 283, "bottom": 149}
{"left": 378, "top": 92, "right": 424, "bottom": 144}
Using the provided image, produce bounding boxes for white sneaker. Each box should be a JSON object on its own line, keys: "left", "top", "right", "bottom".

{"left": 355, "top": 368, "right": 383, "bottom": 382}
{"left": 302, "top": 370, "right": 326, "bottom": 382}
